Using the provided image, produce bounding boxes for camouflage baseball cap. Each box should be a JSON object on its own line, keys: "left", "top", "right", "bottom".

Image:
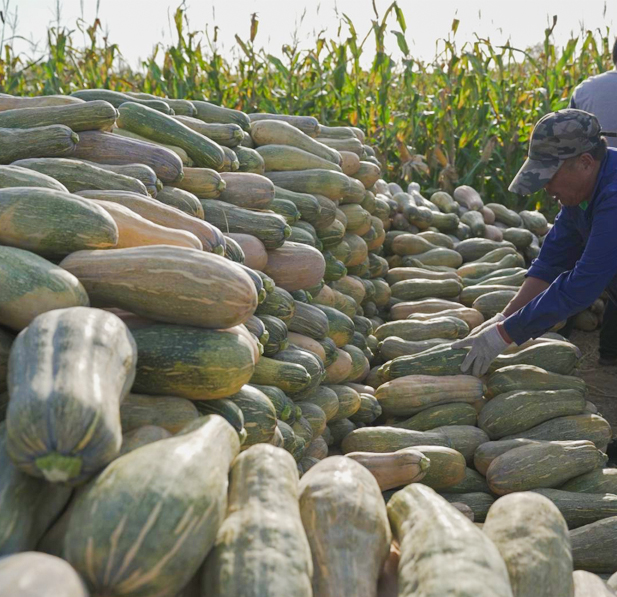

{"left": 509, "top": 109, "right": 602, "bottom": 195}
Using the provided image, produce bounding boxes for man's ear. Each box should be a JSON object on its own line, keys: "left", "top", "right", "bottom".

{"left": 578, "top": 153, "right": 596, "bottom": 169}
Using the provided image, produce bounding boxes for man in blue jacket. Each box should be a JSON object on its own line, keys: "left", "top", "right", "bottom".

{"left": 454, "top": 109, "right": 617, "bottom": 376}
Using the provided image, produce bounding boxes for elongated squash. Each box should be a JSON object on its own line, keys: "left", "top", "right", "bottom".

{"left": 131, "top": 324, "right": 258, "bottom": 400}
{"left": 374, "top": 317, "right": 468, "bottom": 342}
{"left": 264, "top": 241, "right": 326, "bottom": 292}
{"left": 0, "top": 423, "right": 73, "bottom": 555}
{"left": 0, "top": 164, "right": 68, "bottom": 191}
{"left": 72, "top": 130, "right": 184, "bottom": 183}
{"left": 299, "top": 456, "right": 391, "bottom": 597}
{"left": 500, "top": 413, "right": 612, "bottom": 449}
{"left": 120, "top": 393, "right": 199, "bottom": 434}
{"left": 65, "top": 415, "right": 240, "bottom": 597}
{"left": 532, "top": 489, "right": 617, "bottom": 530}
{"left": 341, "top": 427, "right": 451, "bottom": 454}
{"left": 489, "top": 340, "right": 580, "bottom": 375}
{"left": 250, "top": 356, "right": 311, "bottom": 396}
{"left": 117, "top": 102, "right": 225, "bottom": 170}
{"left": 173, "top": 115, "right": 243, "bottom": 146}
{"left": 0, "top": 187, "right": 119, "bottom": 258}
{"left": 151, "top": 187, "right": 204, "bottom": 220}
{"left": 387, "top": 484, "right": 513, "bottom": 597}
{"left": 202, "top": 444, "right": 312, "bottom": 596}
{"left": 561, "top": 468, "right": 617, "bottom": 494}
{"left": 392, "top": 402, "right": 478, "bottom": 431}
{"left": 479, "top": 389, "right": 586, "bottom": 440}
{"left": 0, "top": 125, "right": 78, "bottom": 164}
{"left": 0, "top": 94, "right": 84, "bottom": 110}
{"left": 76, "top": 190, "right": 220, "bottom": 252}
{"left": 346, "top": 448, "right": 430, "bottom": 491}
{"left": 486, "top": 364, "right": 587, "bottom": 399}
{"left": 487, "top": 440, "right": 606, "bottom": 495}
{"left": 433, "top": 425, "right": 490, "bottom": 465}
{"left": 0, "top": 99, "right": 117, "bottom": 132}
{"left": 570, "top": 517, "right": 617, "bottom": 574}
{"left": 483, "top": 492, "right": 574, "bottom": 597}
{"left": 376, "top": 375, "right": 483, "bottom": 417}
{"left": 71, "top": 88, "right": 172, "bottom": 112}
{"left": 13, "top": 157, "right": 149, "bottom": 195}
{"left": 7, "top": 307, "right": 137, "bottom": 484}
{"left": 62, "top": 246, "right": 257, "bottom": 328}
{"left": 227, "top": 385, "right": 277, "bottom": 448}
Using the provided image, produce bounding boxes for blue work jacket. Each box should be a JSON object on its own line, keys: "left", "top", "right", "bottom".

{"left": 504, "top": 148, "right": 617, "bottom": 344}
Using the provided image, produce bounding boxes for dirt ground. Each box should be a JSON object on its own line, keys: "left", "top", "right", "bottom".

{"left": 569, "top": 329, "right": 617, "bottom": 459}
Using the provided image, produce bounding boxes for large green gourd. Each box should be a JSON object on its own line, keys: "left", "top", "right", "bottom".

{"left": 298, "top": 456, "right": 391, "bottom": 597}
{"left": 0, "top": 423, "right": 72, "bottom": 555}
{"left": 202, "top": 444, "right": 313, "bottom": 596}
{"left": 65, "top": 415, "right": 240, "bottom": 597}
{"left": 7, "top": 307, "right": 137, "bottom": 484}
{"left": 483, "top": 492, "right": 574, "bottom": 597}
{"left": 387, "top": 484, "right": 513, "bottom": 597}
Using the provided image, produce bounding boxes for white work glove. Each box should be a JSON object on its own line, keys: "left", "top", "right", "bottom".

{"left": 451, "top": 323, "right": 511, "bottom": 377}
{"left": 468, "top": 312, "right": 505, "bottom": 337}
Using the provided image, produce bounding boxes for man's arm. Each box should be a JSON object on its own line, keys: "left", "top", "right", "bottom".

{"left": 502, "top": 277, "right": 550, "bottom": 316}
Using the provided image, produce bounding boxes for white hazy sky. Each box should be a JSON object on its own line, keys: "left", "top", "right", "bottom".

{"left": 5, "top": 0, "right": 616, "bottom": 67}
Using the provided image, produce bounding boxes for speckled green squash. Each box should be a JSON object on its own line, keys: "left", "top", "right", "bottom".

{"left": 0, "top": 187, "right": 118, "bottom": 258}
{"left": 6, "top": 307, "right": 137, "bottom": 484}
{"left": 227, "top": 385, "right": 277, "bottom": 449}
{"left": 130, "top": 324, "right": 259, "bottom": 400}
{"left": 0, "top": 552, "right": 89, "bottom": 596}
{"left": 299, "top": 456, "right": 391, "bottom": 597}
{"left": 0, "top": 423, "right": 73, "bottom": 556}
{"left": 0, "top": 164, "right": 69, "bottom": 191}
{"left": 570, "top": 517, "right": 617, "bottom": 574}
{"left": 249, "top": 356, "right": 311, "bottom": 396}
{"left": 392, "top": 402, "right": 477, "bottom": 431}
{"left": 120, "top": 393, "right": 199, "bottom": 434}
{"left": 0, "top": 247, "right": 90, "bottom": 332}
{"left": 0, "top": 125, "right": 78, "bottom": 164}
{"left": 483, "top": 492, "right": 574, "bottom": 596}
{"left": 478, "top": 389, "right": 586, "bottom": 440}
{"left": 64, "top": 415, "right": 240, "bottom": 597}
{"left": 532, "top": 489, "right": 617, "bottom": 529}
{"left": 250, "top": 384, "right": 295, "bottom": 423}
{"left": 439, "top": 492, "right": 495, "bottom": 523}
{"left": 60, "top": 246, "right": 258, "bottom": 330}
{"left": 202, "top": 444, "right": 313, "bottom": 597}
{"left": 387, "top": 484, "right": 513, "bottom": 597}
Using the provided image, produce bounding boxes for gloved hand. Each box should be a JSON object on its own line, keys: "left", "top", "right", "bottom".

{"left": 451, "top": 323, "right": 511, "bottom": 377}
{"left": 468, "top": 312, "right": 505, "bottom": 337}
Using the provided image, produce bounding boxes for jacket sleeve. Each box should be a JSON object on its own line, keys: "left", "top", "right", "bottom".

{"left": 505, "top": 191, "right": 617, "bottom": 344}
{"left": 525, "top": 207, "right": 584, "bottom": 284}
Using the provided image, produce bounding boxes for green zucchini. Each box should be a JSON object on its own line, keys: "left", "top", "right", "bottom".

{"left": 192, "top": 100, "right": 251, "bottom": 130}
{"left": 318, "top": 336, "right": 339, "bottom": 368}
{"left": 255, "top": 287, "right": 296, "bottom": 322}
{"left": 227, "top": 385, "right": 277, "bottom": 449}
{"left": 297, "top": 386, "right": 340, "bottom": 421}
{"left": 12, "top": 157, "right": 148, "bottom": 195}
{"left": 232, "top": 145, "right": 265, "bottom": 174}
{"left": 0, "top": 125, "right": 78, "bottom": 164}
{"left": 0, "top": 99, "right": 117, "bottom": 131}
{"left": 117, "top": 102, "right": 225, "bottom": 170}
{"left": 274, "top": 347, "right": 325, "bottom": 394}
{"left": 201, "top": 199, "right": 290, "bottom": 249}
{"left": 250, "top": 356, "right": 311, "bottom": 395}
{"left": 125, "top": 92, "right": 197, "bottom": 116}
{"left": 193, "top": 398, "right": 247, "bottom": 444}
{"left": 0, "top": 164, "right": 68, "bottom": 192}
{"left": 391, "top": 402, "right": 478, "bottom": 431}
{"left": 315, "top": 305, "right": 355, "bottom": 347}
{"left": 288, "top": 301, "right": 330, "bottom": 340}
{"left": 250, "top": 384, "right": 295, "bottom": 423}
{"left": 173, "top": 116, "right": 244, "bottom": 146}
{"left": 130, "top": 324, "right": 258, "bottom": 400}
{"left": 271, "top": 197, "right": 301, "bottom": 224}
{"left": 223, "top": 235, "right": 245, "bottom": 263}
{"left": 386, "top": 345, "right": 468, "bottom": 379}
{"left": 257, "top": 314, "right": 289, "bottom": 356}
{"left": 71, "top": 89, "right": 173, "bottom": 113}
{"left": 349, "top": 393, "right": 382, "bottom": 424}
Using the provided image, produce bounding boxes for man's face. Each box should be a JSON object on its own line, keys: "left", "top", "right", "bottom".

{"left": 543, "top": 155, "right": 594, "bottom": 207}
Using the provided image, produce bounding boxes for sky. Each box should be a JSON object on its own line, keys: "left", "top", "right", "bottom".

{"left": 4, "top": 0, "right": 616, "bottom": 68}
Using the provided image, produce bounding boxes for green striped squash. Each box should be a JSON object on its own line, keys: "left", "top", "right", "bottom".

{"left": 0, "top": 247, "right": 89, "bottom": 332}
{"left": 202, "top": 444, "right": 313, "bottom": 596}
{"left": 227, "top": 385, "right": 277, "bottom": 449}
{"left": 131, "top": 324, "right": 259, "bottom": 400}
{"left": 60, "top": 246, "right": 258, "bottom": 329}
{"left": 0, "top": 423, "right": 73, "bottom": 555}
{"left": 6, "top": 307, "right": 137, "bottom": 484}
{"left": 0, "top": 164, "right": 69, "bottom": 191}
{"left": 0, "top": 187, "right": 118, "bottom": 259}
{"left": 193, "top": 398, "right": 247, "bottom": 444}
{"left": 65, "top": 415, "right": 240, "bottom": 597}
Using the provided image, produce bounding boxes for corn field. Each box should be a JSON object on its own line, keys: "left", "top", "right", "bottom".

{"left": 0, "top": 1, "right": 613, "bottom": 213}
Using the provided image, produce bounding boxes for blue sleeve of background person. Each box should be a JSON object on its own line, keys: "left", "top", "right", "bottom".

{"left": 526, "top": 208, "right": 584, "bottom": 283}
{"left": 505, "top": 190, "right": 617, "bottom": 344}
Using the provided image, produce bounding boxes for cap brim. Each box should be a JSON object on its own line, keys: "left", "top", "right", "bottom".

{"left": 508, "top": 157, "right": 562, "bottom": 195}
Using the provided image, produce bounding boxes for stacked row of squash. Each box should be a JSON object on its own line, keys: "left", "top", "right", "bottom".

{"left": 0, "top": 89, "right": 614, "bottom": 596}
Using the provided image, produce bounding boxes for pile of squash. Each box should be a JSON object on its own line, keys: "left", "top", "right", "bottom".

{"left": 0, "top": 90, "right": 615, "bottom": 597}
